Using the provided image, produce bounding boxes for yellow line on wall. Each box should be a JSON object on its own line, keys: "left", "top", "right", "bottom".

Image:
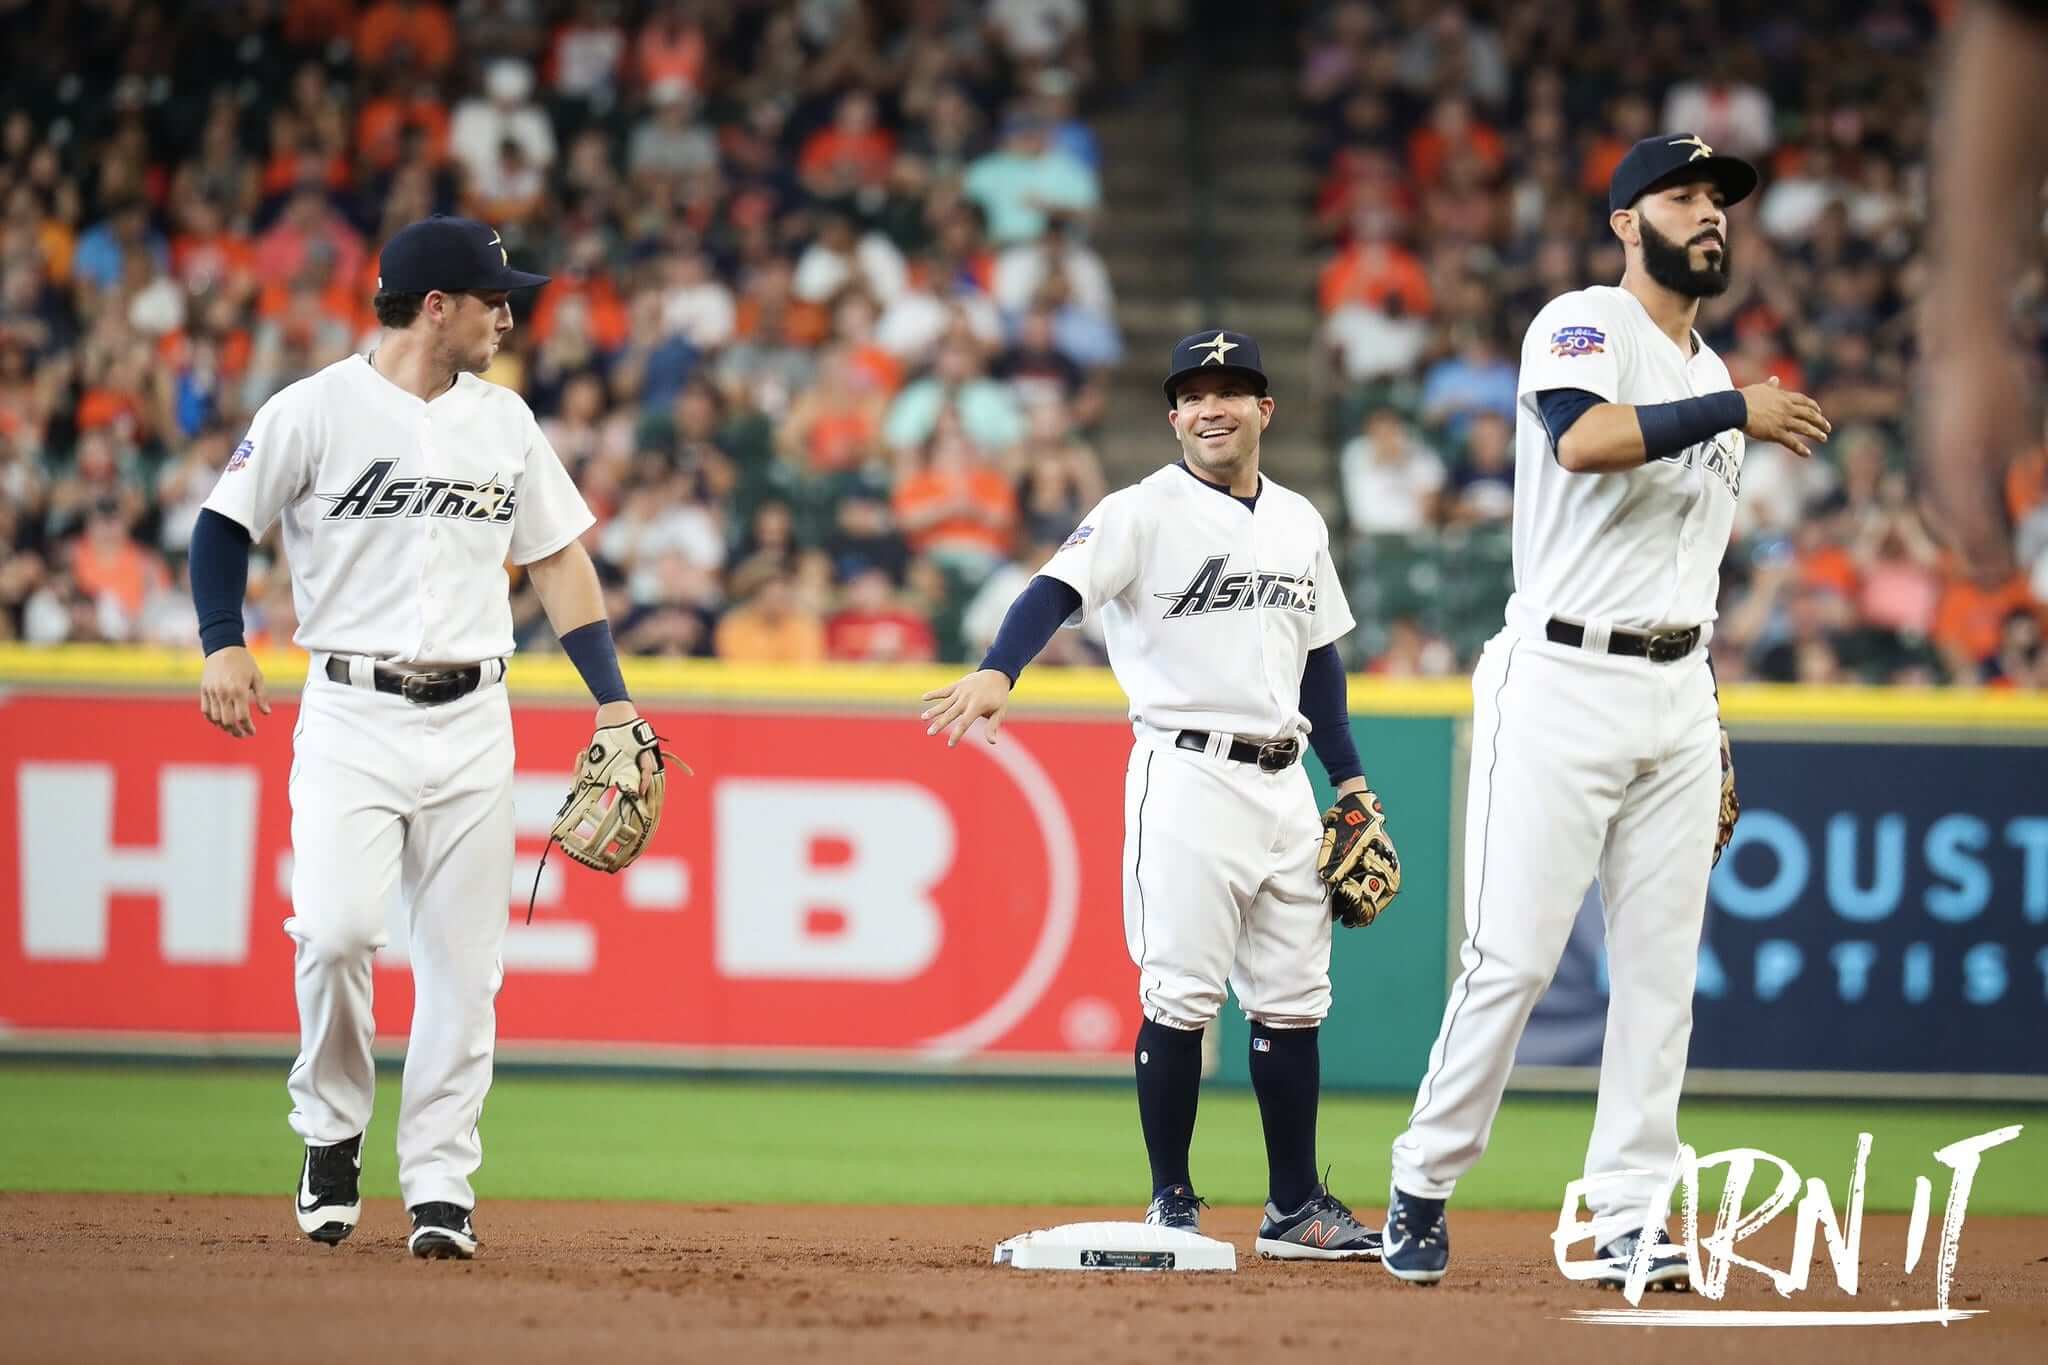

{"left": 1, "top": 645, "right": 2043, "bottom": 729}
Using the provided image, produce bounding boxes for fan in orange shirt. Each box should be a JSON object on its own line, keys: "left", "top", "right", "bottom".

{"left": 355, "top": 0, "right": 456, "bottom": 72}
{"left": 892, "top": 419, "right": 1019, "bottom": 577}
{"left": 1318, "top": 208, "right": 1433, "bottom": 316}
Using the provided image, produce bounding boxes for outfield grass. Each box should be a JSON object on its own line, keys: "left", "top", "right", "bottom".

{"left": 0, "top": 1062, "right": 2039, "bottom": 1214}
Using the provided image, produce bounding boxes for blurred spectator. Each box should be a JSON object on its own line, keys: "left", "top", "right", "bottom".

{"left": 714, "top": 570, "right": 826, "bottom": 664}
{"left": 628, "top": 80, "right": 718, "bottom": 182}
{"left": 450, "top": 59, "right": 556, "bottom": 192}
{"left": 1418, "top": 325, "right": 1516, "bottom": 444}
{"left": 962, "top": 115, "right": 1098, "bottom": 247}
{"left": 892, "top": 416, "right": 1019, "bottom": 579}
{"left": 1660, "top": 60, "right": 1775, "bottom": 161}
{"left": 1015, "top": 402, "right": 1105, "bottom": 543}
{"left": 884, "top": 337, "right": 1026, "bottom": 456}
{"left": 984, "top": 0, "right": 1089, "bottom": 70}
{"left": 1445, "top": 411, "right": 1513, "bottom": 526}
{"left": 1341, "top": 408, "right": 1446, "bottom": 535}
{"left": 1365, "top": 617, "right": 1458, "bottom": 677}
{"left": 1318, "top": 207, "right": 1431, "bottom": 317}
{"left": 357, "top": 0, "right": 458, "bottom": 73}
{"left": 826, "top": 563, "right": 937, "bottom": 662}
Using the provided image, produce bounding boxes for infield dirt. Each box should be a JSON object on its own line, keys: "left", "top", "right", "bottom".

{"left": 3, "top": 1194, "right": 2044, "bottom": 1363}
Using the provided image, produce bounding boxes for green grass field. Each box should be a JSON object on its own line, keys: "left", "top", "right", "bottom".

{"left": 1, "top": 1062, "right": 2039, "bottom": 1214}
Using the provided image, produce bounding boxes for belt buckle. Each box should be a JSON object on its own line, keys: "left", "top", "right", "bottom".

{"left": 1646, "top": 630, "right": 1692, "bottom": 664}
{"left": 401, "top": 671, "right": 456, "bottom": 704}
{"left": 1257, "top": 739, "right": 1295, "bottom": 772}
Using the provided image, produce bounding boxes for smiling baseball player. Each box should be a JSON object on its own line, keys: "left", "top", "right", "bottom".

{"left": 921, "top": 331, "right": 1402, "bottom": 1259}
{"left": 189, "top": 216, "right": 675, "bottom": 1259}
{"left": 1379, "top": 137, "right": 1829, "bottom": 1288}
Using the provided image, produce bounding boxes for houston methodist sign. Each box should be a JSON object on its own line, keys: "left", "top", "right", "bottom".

{"left": 0, "top": 695, "right": 1139, "bottom": 1061}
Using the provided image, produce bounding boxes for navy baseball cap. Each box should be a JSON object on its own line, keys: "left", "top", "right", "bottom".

{"left": 1164, "top": 329, "right": 1268, "bottom": 402}
{"left": 377, "top": 215, "right": 551, "bottom": 293}
{"left": 1608, "top": 134, "right": 1758, "bottom": 214}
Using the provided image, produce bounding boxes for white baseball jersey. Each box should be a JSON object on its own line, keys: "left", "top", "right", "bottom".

{"left": 203, "top": 354, "right": 594, "bottom": 665}
{"left": 1037, "top": 463, "right": 1355, "bottom": 741}
{"left": 1507, "top": 285, "right": 1744, "bottom": 633}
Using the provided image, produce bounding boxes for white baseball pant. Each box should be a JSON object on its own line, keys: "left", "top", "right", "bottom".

{"left": 284, "top": 661, "right": 514, "bottom": 1211}
{"left": 1391, "top": 628, "right": 1720, "bottom": 1245}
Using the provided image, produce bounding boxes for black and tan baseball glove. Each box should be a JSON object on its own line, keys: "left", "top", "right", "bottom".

{"left": 549, "top": 718, "right": 689, "bottom": 874}
{"left": 1713, "top": 725, "right": 1740, "bottom": 867}
{"left": 1318, "top": 787, "right": 1401, "bottom": 928}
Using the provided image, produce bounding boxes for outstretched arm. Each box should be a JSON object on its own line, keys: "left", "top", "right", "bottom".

{"left": 920, "top": 575, "right": 1082, "bottom": 747}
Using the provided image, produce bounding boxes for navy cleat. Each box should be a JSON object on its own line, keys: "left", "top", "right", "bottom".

{"left": 1591, "top": 1227, "right": 1691, "bottom": 1291}
{"left": 1255, "top": 1185, "right": 1383, "bottom": 1261}
{"left": 1382, "top": 1185, "right": 1449, "bottom": 1285}
{"left": 1142, "top": 1184, "right": 1207, "bottom": 1233}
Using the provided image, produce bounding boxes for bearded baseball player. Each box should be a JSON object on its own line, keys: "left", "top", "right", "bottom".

{"left": 1379, "top": 137, "right": 1830, "bottom": 1287}
{"left": 190, "top": 216, "right": 680, "bottom": 1258}
{"left": 921, "top": 332, "right": 1403, "bottom": 1259}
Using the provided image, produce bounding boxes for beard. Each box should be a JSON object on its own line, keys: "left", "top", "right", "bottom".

{"left": 1640, "top": 215, "right": 1732, "bottom": 297}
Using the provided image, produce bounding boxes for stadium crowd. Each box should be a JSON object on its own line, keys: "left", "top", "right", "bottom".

{"left": 0, "top": 0, "right": 2041, "bottom": 689}
{"left": 1304, "top": 0, "right": 2047, "bottom": 687}
{"left": 0, "top": 0, "right": 1130, "bottom": 668}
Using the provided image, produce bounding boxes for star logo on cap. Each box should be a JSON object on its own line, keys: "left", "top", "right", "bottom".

{"left": 1193, "top": 332, "right": 1239, "bottom": 366}
{"left": 488, "top": 230, "right": 507, "bottom": 267}
{"left": 1670, "top": 134, "right": 1714, "bottom": 160}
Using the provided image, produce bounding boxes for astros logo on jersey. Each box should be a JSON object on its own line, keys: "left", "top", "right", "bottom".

{"left": 318, "top": 458, "right": 519, "bottom": 523}
{"left": 1155, "top": 555, "right": 1316, "bottom": 618}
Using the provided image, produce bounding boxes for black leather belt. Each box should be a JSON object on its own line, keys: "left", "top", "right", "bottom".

{"left": 325, "top": 655, "right": 489, "bottom": 705}
{"left": 1177, "top": 730, "right": 1302, "bottom": 772}
{"left": 1546, "top": 618, "right": 1701, "bottom": 664}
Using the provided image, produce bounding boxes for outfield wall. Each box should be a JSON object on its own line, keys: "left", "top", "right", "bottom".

{"left": 1, "top": 645, "right": 2042, "bottom": 1098}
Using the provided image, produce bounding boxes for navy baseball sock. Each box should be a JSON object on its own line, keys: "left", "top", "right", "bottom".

{"left": 1134, "top": 1018, "right": 1204, "bottom": 1195}
{"left": 1249, "top": 1023, "right": 1321, "bottom": 1211}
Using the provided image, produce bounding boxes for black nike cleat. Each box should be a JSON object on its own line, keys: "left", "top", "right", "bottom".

{"left": 294, "top": 1135, "right": 363, "bottom": 1246}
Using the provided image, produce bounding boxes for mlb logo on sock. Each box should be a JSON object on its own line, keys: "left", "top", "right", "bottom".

{"left": 1252, "top": 1038, "right": 1271, "bottom": 1053}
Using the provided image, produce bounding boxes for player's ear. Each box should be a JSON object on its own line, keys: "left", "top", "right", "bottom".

{"left": 1257, "top": 394, "right": 1275, "bottom": 428}
{"left": 1609, "top": 208, "right": 1637, "bottom": 247}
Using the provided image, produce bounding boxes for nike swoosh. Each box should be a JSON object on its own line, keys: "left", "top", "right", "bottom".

{"left": 297, "top": 1151, "right": 360, "bottom": 1213}
{"left": 1384, "top": 1234, "right": 1408, "bottom": 1257}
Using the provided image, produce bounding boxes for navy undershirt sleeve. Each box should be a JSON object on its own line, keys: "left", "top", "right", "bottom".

{"left": 1299, "top": 643, "right": 1364, "bottom": 785}
{"left": 189, "top": 507, "right": 252, "bottom": 655}
{"left": 1536, "top": 387, "right": 1604, "bottom": 446}
{"left": 979, "top": 575, "right": 1083, "bottom": 684}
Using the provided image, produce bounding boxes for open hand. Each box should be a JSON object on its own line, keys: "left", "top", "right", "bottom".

{"left": 919, "top": 668, "right": 1012, "bottom": 747}
{"left": 199, "top": 646, "right": 270, "bottom": 738}
{"left": 1739, "top": 376, "right": 1832, "bottom": 458}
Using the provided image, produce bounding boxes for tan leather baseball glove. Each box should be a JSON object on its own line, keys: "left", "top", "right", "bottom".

{"left": 1318, "top": 787, "right": 1402, "bottom": 928}
{"left": 1713, "top": 725, "right": 1740, "bottom": 867}
{"left": 549, "top": 718, "right": 689, "bottom": 874}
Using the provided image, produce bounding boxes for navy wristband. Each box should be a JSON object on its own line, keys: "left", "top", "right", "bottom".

{"left": 560, "top": 620, "right": 629, "bottom": 704}
{"left": 189, "top": 507, "right": 252, "bottom": 655}
{"left": 1635, "top": 390, "right": 1747, "bottom": 461}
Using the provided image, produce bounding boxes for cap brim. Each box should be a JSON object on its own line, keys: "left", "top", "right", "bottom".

{"left": 492, "top": 268, "right": 552, "bottom": 290}
{"left": 1164, "top": 364, "right": 1269, "bottom": 402}
{"left": 1642, "top": 154, "right": 1759, "bottom": 208}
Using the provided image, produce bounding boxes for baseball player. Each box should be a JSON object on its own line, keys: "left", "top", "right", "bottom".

{"left": 190, "top": 216, "right": 666, "bottom": 1259}
{"left": 1379, "top": 136, "right": 1829, "bottom": 1287}
{"left": 921, "top": 331, "right": 1402, "bottom": 1259}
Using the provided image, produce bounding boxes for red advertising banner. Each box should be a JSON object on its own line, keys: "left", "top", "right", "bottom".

{"left": 0, "top": 692, "right": 1140, "bottom": 1065}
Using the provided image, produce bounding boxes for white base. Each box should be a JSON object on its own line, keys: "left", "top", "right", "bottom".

{"left": 993, "top": 1221, "right": 1236, "bottom": 1272}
